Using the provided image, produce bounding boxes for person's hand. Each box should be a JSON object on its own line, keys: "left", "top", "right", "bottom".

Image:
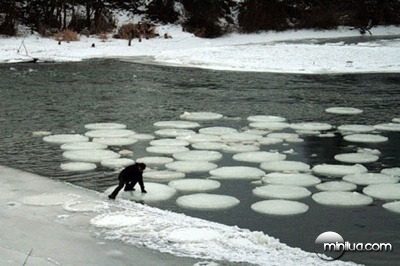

{"left": 142, "top": 190, "right": 147, "bottom": 193}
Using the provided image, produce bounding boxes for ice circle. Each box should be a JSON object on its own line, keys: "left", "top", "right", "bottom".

{"left": 312, "top": 191, "right": 373, "bottom": 207}
{"left": 290, "top": 122, "right": 332, "bottom": 131}
{"left": 60, "top": 162, "right": 97, "bottom": 172}
{"left": 43, "top": 134, "right": 89, "bottom": 144}
{"left": 176, "top": 193, "right": 239, "bottom": 210}
{"left": 22, "top": 193, "right": 79, "bottom": 206}
{"left": 262, "top": 173, "right": 321, "bottom": 187}
{"left": 63, "top": 200, "right": 109, "bottom": 212}
{"left": 325, "top": 107, "right": 363, "bottom": 115}
{"left": 100, "top": 158, "right": 135, "bottom": 169}
{"left": 222, "top": 143, "right": 260, "bottom": 153}
{"left": 172, "top": 150, "right": 222, "bottom": 162}
{"left": 165, "top": 228, "right": 222, "bottom": 243}
{"left": 32, "top": 131, "right": 52, "bottom": 137}
{"left": 253, "top": 185, "right": 311, "bottom": 200}
{"left": 381, "top": 167, "right": 400, "bottom": 177}
{"left": 247, "top": 115, "right": 286, "bottom": 122}
{"left": 242, "top": 129, "right": 269, "bottom": 135}
{"left": 91, "top": 213, "right": 142, "bottom": 228}
{"left": 260, "top": 161, "right": 310, "bottom": 173}
{"left": 232, "top": 151, "right": 286, "bottom": 163}
{"left": 168, "top": 179, "right": 221, "bottom": 192}
{"left": 63, "top": 149, "right": 120, "bottom": 163}
{"left": 258, "top": 137, "right": 283, "bottom": 145}
{"left": 374, "top": 123, "right": 400, "bottom": 132}
{"left": 61, "top": 142, "right": 107, "bottom": 150}
{"left": 146, "top": 145, "right": 189, "bottom": 155}
{"left": 178, "top": 134, "right": 222, "bottom": 143}
{"left": 343, "top": 134, "right": 388, "bottom": 143}
{"left": 343, "top": 173, "right": 399, "bottom": 186}
{"left": 199, "top": 127, "right": 238, "bottom": 135}
{"left": 180, "top": 112, "right": 223, "bottom": 121}
{"left": 154, "top": 128, "right": 196, "bottom": 137}
{"left": 382, "top": 201, "right": 400, "bottom": 214}
{"left": 251, "top": 200, "right": 309, "bottom": 215}
{"left": 209, "top": 166, "right": 265, "bottom": 180}
{"left": 166, "top": 161, "right": 218, "bottom": 173}
{"left": 192, "top": 142, "right": 228, "bottom": 150}
{"left": 136, "top": 156, "right": 174, "bottom": 165}
{"left": 267, "top": 133, "right": 299, "bottom": 141}
{"left": 337, "top": 124, "right": 375, "bottom": 133}
{"left": 93, "top": 137, "right": 138, "bottom": 146}
{"left": 393, "top": 118, "right": 400, "bottom": 123}
{"left": 150, "top": 139, "right": 190, "bottom": 146}
{"left": 154, "top": 121, "right": 200, "bottom": 129}
{"left": 85, "top": 129, "right": 135, "bottom": 138}
{"left": 84, "top": 123, "right": 127, "bottom": 130}
{"left": 249, "top": 122, "right": 290, "bottom": 131}
{"left": 105, "top": 183, "right": 177, "bottom": 203}
{"left": 315, "top": 181, "right": 357, "bottom": 191}
{"left": 334, "top": 153, "right": 379, "bottom": 164}
{"left": 312, "top": 164, "right": 368, "bottom": 178}
{"left": 143, "top": 170, "right": 185, "bottom": 181}
{"left": 132, "top": 133, "right": 155, "bottom": 140}
{"left": 363, "top": 184, "right": 400, "bottom": 200}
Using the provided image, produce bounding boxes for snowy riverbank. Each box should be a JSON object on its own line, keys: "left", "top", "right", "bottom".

{"left": 1, "top": 25, "right": 400, "bottom": 74}
{"left": 0, "top": 165, "right": 356, "bottom": 265}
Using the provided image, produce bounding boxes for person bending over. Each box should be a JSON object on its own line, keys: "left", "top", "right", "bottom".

{"left": 108, "top": 163, "right": 147, "bottom": 199}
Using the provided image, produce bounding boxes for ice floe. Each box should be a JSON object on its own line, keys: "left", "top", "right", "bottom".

{"left": 84, "top": 123, "right": 127, "bottom": 130}
{"left": 166, "top": 161, "right": 218, "bottom": 173}
{"left": 242, "top": 129, "right": 269, "bottom": 136}
{"left": 143, "top": 170, "right": 185, "bottom": 181}
{"left": 337, "top": 124, "right": 375, "bottom": 133}
{"left": 363, "top": 184, "right": 400, "bottom": 200}
{"left": 192, "top": 142, "right": 228, "bottom": 150}
{"left": 232, "top": 151, "right": 286, "bottom": 163}
{"left": 312, "top": 164, "right": 368, "bottom": 178}
{"left": 178, "top": 134, "right": 222, "bottom": 143}
{"left": 267, "top": 133, "right": 299, "bottom": 141}
{"left": 343, "top": 134, "right": 388, "bottom": 143}
{"left": 257, "top": 137, "right": 284, "bottom": 145}
{"left": 136, "top": 156, "right": 174, "bottom": 165}
{"left": 262, "top": 173, "right": 321, "bottom": 187}
{"left": 146, "top": 145, "right": 189, "bottom": 155}
{"left": 249, "top": 122, "right": 290, "bottom": 131}
{"left": 172, "top": 150, "right": 222, "bottom": 162}
{"left": 290, "top": 122, "right": 332, "bottom": 131}
{"left": 199, "top": 127, "right": 238, "bottom": 135}
{"left": 105, "top": 183, "right": 176, "bottom": 203}
{"left": 253, "top": 185, "right": 311, "bottom": 200}
{"left": 93, "top": 137, "right": 138, "bottom": 146}
{"left": 180, "top": 112, "right": 223, "bottom": 121}
{"left": 176, "top": 193, "right": 239, "bottom": 210}
{"left": 32, "top": 130, "right": 52, "bottom": 137}
{"left": 131, "top": 133, "right": 155, "bottom": 140}
{"left": 381, "top": 167, "right": 400, "bottom": 177}
{"left": 154, "top": 128, "right": 196, "bottom": 137}
{"left": 61, "top": 141, "right": 108, "bottom": 150}
{"left": 118, "top": 149, "right": 134, "bottom": 156}
{"left": 382, "top": 201, "right": 400, "bottom": 214}
{"left": 357, "top": 148, "right": 381, "bottom": 155}
{"left": 312, "top": 191, "right": 373, "bottom": 207}
{"left": 251, "top": 200, "right": 309, "bottom": 215}
{"left": 334, "top": 153, "right": 379, "bottom": 164}
{"left": 343, "top": 173, "right": 399, "bottom": 186}
{"left": 150, "top": 139, "right": 190, "bottom": 146}
{"left": 325, "top": 107, "right": 363, "bottom": 115}
{"left": 85, "top": 129, "right": 135, "bottom": 138}
{"left": 63, "top": 149, "right": 120, "bottom": 163}
{"left": 60, "top": 162, "right": 97, "bottom": 172}
{"left": 374, "top": 123, "right": 400, "bottom": 132}
{"left": 247, "top": 115, "right": 286, "bottom": 123}
{"left": 222, "top": 143, "right": 260, "bottom": 153}
{"left": 393, "top": 118, "right": 400, "bottom": 123}
{"left": 260, "top": 161, "right": 310, "bottom": 173}
{"left": 43, "top": 134, "right": 89, "bottom": 144}
{"left": 153, "top": 121, "right": 200, "bottom": 129}
{"left": 22, "top": 192, "right": 79, "bottom": 206}
{"left": 209, "top": 166, "right": 265, "bottom": 180}
{"left": 315, "top": 181, "right": 357, "bottom": 191}
{"left": 100, "top": 158, "right": 135, "bottom": 169}
{"left": 63, "top": 200, "right": 109, "bottom": 212}
{"left": 168, "top": 179, "right": 221, "bottom": 192}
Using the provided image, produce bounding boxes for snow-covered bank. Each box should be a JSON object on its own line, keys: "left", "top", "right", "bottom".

{"left": 1, "top": 25, "right": 400, "bottom": 74}
{"left": 0, "top": 165, "right": 356, "bottom": 265}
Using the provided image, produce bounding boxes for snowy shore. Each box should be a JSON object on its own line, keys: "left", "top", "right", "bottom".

{"left": 1, "top": 25, "right": 400, "bottom": 74}
{"left": 0, "top": 165, "right": 356, "bottom": 265}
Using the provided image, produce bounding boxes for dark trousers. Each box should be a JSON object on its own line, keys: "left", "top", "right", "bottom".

{"left": 109, "top": 176, "right": 136, "bottom": 199}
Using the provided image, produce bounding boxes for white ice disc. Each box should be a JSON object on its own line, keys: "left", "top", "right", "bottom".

{"left": 222, "top": 144, "right": 260, "bottom": 153}
{"left": 143, "top": 170, "right": 185, "bottom": 181}
{"left": 374, "top": 123, "right": 400, "bottom": 132}
{"left": 337, "top": 124, "right": 374, "bottom": 133}
{"left": 154, "top": 128, "right": 196, "bottom": 138}
{"left": 168, "top": 179, "right": 221, "bottom": 192}
{"left": 260, "top": 161, "right": 310, "bottom": 173}
{"left": 136, "top": 156, "right": 174, "bottom": 165}
{"left": 251, "top": 200, "right": 309, "bottom": 215}
{"left": 199, "top": 127, "right": 238, "bottom": 135}
{"left": 209, "top": 166, "right": 265, "bottom": 180}
{"left": 177, "top": 134, "right": 222, "bottom": 143}
{"left": 153, "top": 121, "right": 200, "bottom": 129}
{"left": 315, "top": 181, "right": 357, "bottom": 191}
{"left": 166, "top": 161, "right": 218, "bottom": 173}
{"left": 60, "top": 162, "right": 97, "bottom": 171}
{"left": 247, "top": 115, "right": 286, "bottom": 123}
{"left": 232, "top": 151, "right": 286, "bottom": 163}
{"left": 172, "top": 150, "right": 222, "bottom": 162}
{"left": 312, "top": 191, "right": 373, "bottom": 207}
{"left": 262, "top": 173, "right": 321, "bottom": 187}
{"left": 253, "top": 185, "right": 311, "bottom": 200}
{"left": 191, "top": 142, "right": 228, "bottom": 150}
{"left": 63, "top": 150, "right": 120, "bottom": 163}
{"left": 93, "top": 137, "right": 138, "bottom": 146}
{"left": 257, "top": 137, "right": 283, "bottom": 145}
{"left": 249, "top": 122, "right": 290, "bottom": 131}
{"left": 363, "top": 183, "right": 400, "bottom": 200}
{"left": 43, "top": 134, "right": 88, "bottom": 144}
{"left": 343, "top": 173, "right": 399, "bottom": 186}
{"left": 325, "top": 107, "right": 363, "bottom": 115}
{"left": 85, "top": 129, "right": 135, "bottom": 138}
{"left": 176, "top": 193, "right": 239, "bottom": 210}
{"left": 150, "top": 139, "right": 190, "bottom": 146}
{"left": 180, "top": 111, "right": 223, "bottom": 121}
{"left": 312, "top": 164, "right": 368, "bottom": 178}
{"left": 100, "top": 158, "right": 135, "bottom": 169}
{"left": 61, "top": 142, "right": 107, "bottom": 150}
{"left": 382, "top": 201, "right": 400, "bottom": 214}
{"left": 290, "top": 122, "right": 332, "bottom": 131}
{"left": 334, "top": 153, "right": 379, "bottom": 164}
{"left": 146, "top": 145, "right": 189, "bottom": 155}
{"left": 84, "top": 123, "right": 127, "bottom": 130}
{"left": 344, "top": 134, "right": 388, "bottom": 143}
{"left": 381, "top": 167, "right": 400, "bottom": 177}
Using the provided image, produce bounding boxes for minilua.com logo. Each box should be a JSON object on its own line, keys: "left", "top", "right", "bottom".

{"left": 315, "top": 231, "right": 393, "bottom": 261}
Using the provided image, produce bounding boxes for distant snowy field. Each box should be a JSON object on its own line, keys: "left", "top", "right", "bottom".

{"left": 1, "top": 25, "right": 400, "bottom": 73}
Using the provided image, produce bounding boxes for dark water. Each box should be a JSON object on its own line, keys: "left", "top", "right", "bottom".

{"left": 1, "top": 60, "right": 399, "bottom": 265}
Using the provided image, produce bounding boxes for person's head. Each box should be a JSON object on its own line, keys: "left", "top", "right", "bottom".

{"left": 136, "top": 163, "right": 146, "bottom": 171}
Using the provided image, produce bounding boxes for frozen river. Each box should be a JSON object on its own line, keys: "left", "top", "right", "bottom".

{"left": 0, "top": 60, "right": 399, "bottom": 265}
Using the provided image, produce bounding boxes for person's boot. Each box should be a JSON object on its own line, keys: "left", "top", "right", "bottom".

{"left": 108, "top": 194, "right": 116, "bottom": 200}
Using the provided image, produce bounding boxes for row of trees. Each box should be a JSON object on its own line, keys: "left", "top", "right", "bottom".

{"left": 1, "top": 0, "right": 400, "bottom": 38}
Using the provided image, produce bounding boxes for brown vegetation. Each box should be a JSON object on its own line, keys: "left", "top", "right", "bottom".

{"left": 115, "top": 22, "right": 158, "bottom": 40}
{"left": 54, "top": 29, "right": 79, "bottom": 42}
